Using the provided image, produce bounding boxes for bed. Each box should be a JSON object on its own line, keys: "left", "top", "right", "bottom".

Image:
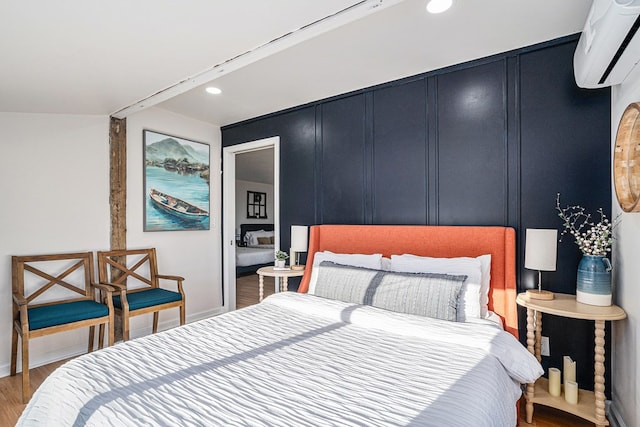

{"left": 235, "top": 223, "right": 274, "bottom": 276}
{"left": 17, "top": 225, "right": 543, "bottom": 427}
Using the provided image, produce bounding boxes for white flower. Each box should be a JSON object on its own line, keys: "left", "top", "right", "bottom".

{"left": 556, "top": 194, "right": 613, "bottom": 257}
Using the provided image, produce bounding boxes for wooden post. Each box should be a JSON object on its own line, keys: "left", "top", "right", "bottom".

{"left": 109, "top": 117, "right": 127, "bottom": 252}
{"left": 525, "top": 307, "right": 535, "bottom": 424}
{"left": 594, "top": 320, "right": 606, "bottom": 425}
{"left": 109, "top": 117, "right": 126, "bottom": 342}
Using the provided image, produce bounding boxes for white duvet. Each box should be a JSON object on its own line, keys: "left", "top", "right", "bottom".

{"left": 235, "top": 246, "right": 273, "bottom": 267}
{"left": 18, "top": 293, "right": 542, "bottom": 427}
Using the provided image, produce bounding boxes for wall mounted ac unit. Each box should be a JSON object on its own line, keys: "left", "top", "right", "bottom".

{"left": 574, "top": 0, "right": 640, "bottom": 88}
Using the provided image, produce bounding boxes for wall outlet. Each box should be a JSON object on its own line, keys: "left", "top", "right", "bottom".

{"left": 541, "top": 336, "right": 550, "bottom": 357}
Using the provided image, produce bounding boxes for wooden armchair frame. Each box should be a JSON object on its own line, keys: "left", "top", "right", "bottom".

{"left": 96, "top": 248, "right": 185, "bottom": 341}
{"left": 11, "top": 252, "right": 115, "bottom": 403}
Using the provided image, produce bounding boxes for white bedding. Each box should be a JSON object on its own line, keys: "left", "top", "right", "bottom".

{"left": 18, "top": 293, "right": 542, "bottom": 427}
{"left": 235, "top": 245, "right": 273, "bottom": 267}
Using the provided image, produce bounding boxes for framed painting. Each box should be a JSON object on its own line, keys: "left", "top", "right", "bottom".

{"left": 143, "top": 130, "right": 210, "bottom": 231}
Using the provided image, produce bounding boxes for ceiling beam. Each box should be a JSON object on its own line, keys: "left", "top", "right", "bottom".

{"left": 111, "top": 0, "right": 406, "bottom": 119}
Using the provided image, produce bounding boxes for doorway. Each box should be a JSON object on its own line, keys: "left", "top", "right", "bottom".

{"left": 222, "top": 136, "right": 279, "bottom": 312}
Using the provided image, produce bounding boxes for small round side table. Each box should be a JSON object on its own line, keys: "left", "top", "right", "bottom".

{"left": 256, "top": 266, "right": 305, "bottom": 302}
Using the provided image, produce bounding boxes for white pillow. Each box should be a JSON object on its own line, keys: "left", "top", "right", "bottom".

{"left": 389, "top": 254, "right": 484, "bottom": 322}
{"left": 485, "top": 310, "right": 504, "bottom": 329}
{"left": 308, "top": 251, "right": 383, "bottom": 294}
{"left": 390, "top": 254, "right": 491, "bottom": 312}
{"left": 243, "top": 230, "right": 263, "bottom": 245}
{"left": 477, "top": 254, "right": 492, "bottom": 317}
{"left": 244, "top": 230, "right": 274, "bottom": 246}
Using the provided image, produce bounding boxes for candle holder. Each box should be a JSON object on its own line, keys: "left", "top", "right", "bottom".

{"left": 565, "top": 380, "right": 579, "bottom": 404}
{"left": 563, "top": 356, "right": 576, "bottom": 387}
{"left": 548, "top": 368, "right": 561, "bottom": 397}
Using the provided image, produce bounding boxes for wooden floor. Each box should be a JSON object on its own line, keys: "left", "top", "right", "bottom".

{"left": 236, "top": 273, "right": 275, "bottom": 309}
{"left": 518, "top": 404, "right": 603, "bottom": 426}
{"left": 0, "top": 358, "right": 67, "bottom": 427}
{"left": 0, "top": 274, "right": 601, "bottom": 426}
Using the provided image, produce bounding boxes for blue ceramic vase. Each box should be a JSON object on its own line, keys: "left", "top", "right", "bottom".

{"left": 576, "top": 255, "right": 612, "bottom": 306}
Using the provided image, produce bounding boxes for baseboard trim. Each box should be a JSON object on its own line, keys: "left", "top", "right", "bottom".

{"left": 128, "top": 306, "right": 223, "bottom": 339}
{"left": 0, "top": 348, "right": 87, "bottom": 379}
{"left": 607, "top": 400, "right": 627, "bottom": 427}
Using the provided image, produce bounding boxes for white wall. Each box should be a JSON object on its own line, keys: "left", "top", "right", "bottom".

{"left": 610, "top": 66, "right": 640, "bottom": 427}
{"left": 125, "top": 107, "right": 223, "bottom": 338}
{"left": 0, "top": 108, "right": 222, "bottom": 376}
{"left": 0, "top": 112, "right": 110, "bottom": 375}
{"left": 235, "top": 179, "right": 274, "bottom": 238}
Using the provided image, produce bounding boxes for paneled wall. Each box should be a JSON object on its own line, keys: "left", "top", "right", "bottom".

{"left": 222, "top": 36, "right": 611, "bottom": 392}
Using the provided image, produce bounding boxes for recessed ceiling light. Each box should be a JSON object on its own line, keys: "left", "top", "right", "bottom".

{"left": 205, "top": 87, "right": 222, "bottom": 95}
{"left": 426, "top": 0, "right": 452, "bottom": 14}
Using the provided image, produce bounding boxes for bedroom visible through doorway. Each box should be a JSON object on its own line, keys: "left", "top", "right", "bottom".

{"left": 222, "top": 137, "right": 279, "bottom": 312}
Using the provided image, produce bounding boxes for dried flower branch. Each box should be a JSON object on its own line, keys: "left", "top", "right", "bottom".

{"left": 556, "top": 193, "right": 613, "bottom": 256}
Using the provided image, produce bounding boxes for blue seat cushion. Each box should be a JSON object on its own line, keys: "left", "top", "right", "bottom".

{"left": 28, "top": 300, "right": 109, "bottom": 331}
{"left": 113, "top": 288, "right": 182, "bottom": 311}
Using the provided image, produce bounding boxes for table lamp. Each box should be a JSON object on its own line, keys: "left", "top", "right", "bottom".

{"left": 525, "top": 228, "right": 557, "bottom": 300}
{"left": 290, "top": 225, "right": 308, "bottom": 271}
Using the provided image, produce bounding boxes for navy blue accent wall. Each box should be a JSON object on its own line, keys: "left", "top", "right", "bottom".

{"left": 372, "top": 80, "right": 428, "bottom": 224}
{"left": 435, "top": 61, "right": 510, "bottom": 225}
{"left": 222, "top": 35, "right": 611, "bottom": 393}
{"left": 320, "top": 95, "right": 367, "bottom": 224}
{"left": 518, "top": 40, "right": 612, "bottom": 393}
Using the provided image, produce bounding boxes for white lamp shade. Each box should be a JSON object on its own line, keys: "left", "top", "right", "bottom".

{"left": 525, "top": 229, "right": 558, "bottom": 271}
{"left": 290, "top": 225, "right": 308, "bottom": 252}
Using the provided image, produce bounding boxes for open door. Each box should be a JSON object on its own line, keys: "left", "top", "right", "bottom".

{"left": 222, "top": 136, "right": 279, "bottom": 312}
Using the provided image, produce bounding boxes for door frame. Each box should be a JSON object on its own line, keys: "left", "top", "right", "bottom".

{"left": 222, "top": 136, "right": 280, "bottom": 312}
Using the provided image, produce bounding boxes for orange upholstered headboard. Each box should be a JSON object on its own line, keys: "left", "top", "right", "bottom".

{"left": 298, "top": 225, "right": 518, "bottom": 338}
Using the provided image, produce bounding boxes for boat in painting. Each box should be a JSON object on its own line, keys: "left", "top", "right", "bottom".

{"left": 149, "top": 188, "right": 208, "bottom": 220}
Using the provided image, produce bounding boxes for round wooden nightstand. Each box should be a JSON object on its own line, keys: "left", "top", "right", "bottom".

{"left": 516, "top": 293, "right": 626, "bottom": 426}
{"left": 256, "top": 266, "right": 305, "bottom": 302}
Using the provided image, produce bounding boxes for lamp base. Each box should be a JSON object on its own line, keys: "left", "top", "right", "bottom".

{"left": 291, "top": 264, "right": 305, "bottom": 271}
{"left": 526, "top": 289, "right": 555, "bottom": 300}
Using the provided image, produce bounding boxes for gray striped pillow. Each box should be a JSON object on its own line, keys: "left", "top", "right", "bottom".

{"left": 314, "top": 261, "right": 466, "bottom": 321}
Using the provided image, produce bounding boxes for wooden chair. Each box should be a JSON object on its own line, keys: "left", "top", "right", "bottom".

{"left": 11, "top": 252, "right": 115, "bottom": 403}
{"left": 96, "top": 248, "right": 185, "bottom": 341}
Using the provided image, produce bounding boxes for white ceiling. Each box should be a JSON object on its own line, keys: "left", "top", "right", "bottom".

{"left": 236, "top": 148, "right": 274, "bottom": 185}
{"left": 0, "top": 0, "right": 592, "bottom": 127}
